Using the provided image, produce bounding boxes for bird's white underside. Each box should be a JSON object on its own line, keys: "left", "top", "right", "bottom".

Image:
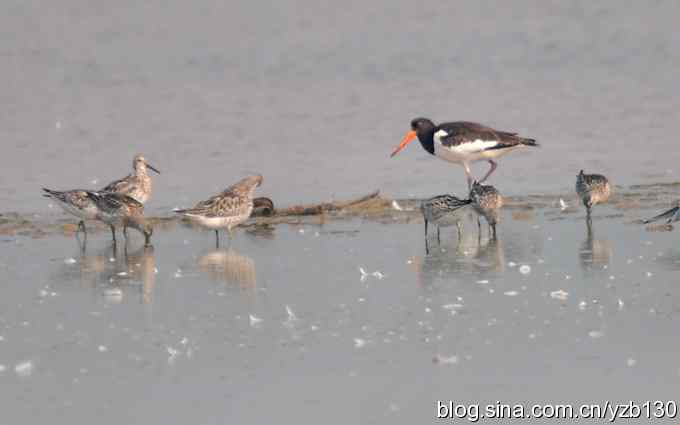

{"left": 181, "top": 213, "right": 248, "bottom": 230}
{"left": 54, "top": 199, "right": 99, "bottom": 220}
{"left": 433, "top": 130, "right": 522, "bottom": 164}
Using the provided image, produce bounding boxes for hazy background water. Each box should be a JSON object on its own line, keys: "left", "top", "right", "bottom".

{"left": 2, "top": 1, "right": 680, "bottom": 424}
{"left": 2, "top": 0, "right": 680, "bottom": 214}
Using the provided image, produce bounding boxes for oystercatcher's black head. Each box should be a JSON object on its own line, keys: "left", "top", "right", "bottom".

{"left": 390, "top": 117, "right": 436, "bottom": 157}
{"left": 410, "top": 117, "right": 435, "bottom": 132}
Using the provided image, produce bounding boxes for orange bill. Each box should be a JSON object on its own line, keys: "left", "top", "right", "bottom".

{"left": 390, "top": 130, "right": 417, "bottom": 157}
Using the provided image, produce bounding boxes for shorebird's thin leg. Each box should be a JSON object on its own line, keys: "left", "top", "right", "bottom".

{"left": 76, "top": 232, "right": 86, "bottom": 254}
{"left": 479, "top": 160, "right": 498, "bottom": 183}
{"left": 477, "top": 217, "right": 483, "bottom": 243}
{"left": 436, "top": 225, "right": 441, "bottom": 245}
{"left": 424, "top": 219, "right": 428, "bottom": 239}
{"left": 463, "top": 163, "right": 473, "bottom": 190}
{"left": 425, "top": 237, "right": 430, "bottom": 255}
{"left": 215, "top": 230, "right": 220, "bottom": 249}
{"left": 77, "top": 220, "right": 86, "bottom": 234}
{"left": 110, "top": 225, "right": 117, "bottom": 246}
{"left": 490, "top": 223, "right": 497, "bottom": 240}
{"left": 456, "top": 221, "right": 462, "bottom": 241}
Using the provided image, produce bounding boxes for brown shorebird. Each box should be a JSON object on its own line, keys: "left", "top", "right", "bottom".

{"left": 87, "top": 191, "right": 153, "bottom": 246}
{"left": 101, "top": 154, "right": 160, "bottom": 204}
{"left": 174, "top": 175, "right": 263, "bottom": 247}
{"left": 470, "top": 181, "right": 503, "bottom": 239}
{"left": 576, "top": 170, "right": 611, "bottom": 222}
{"left": 420, "top": 194, "right": 472, "bottom": 253}
{"left": 391, "top": 118, "right": 538, "bottom": 189}
{"left": 42, "top": 188, "right": 100, "bottom": 235}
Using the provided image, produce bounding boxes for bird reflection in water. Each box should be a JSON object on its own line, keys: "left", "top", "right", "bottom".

{"left": 197, "top": 248, "right": 257, "bottom": 290}
{"left": 61, "top": 240, "right": 157, "bottom": 304}
{"left": 414, "top": 231, "right": 506, "bottom": 288}
{"left": 579, "top": 220, "right": 612, "bottom": 273}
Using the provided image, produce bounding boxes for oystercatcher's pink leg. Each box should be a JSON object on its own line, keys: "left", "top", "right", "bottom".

{"left": 479, "top": 160, "right": 497, "bottom": 183}
{"left": 463, "top": 163, "right": 474, "bottom": 190}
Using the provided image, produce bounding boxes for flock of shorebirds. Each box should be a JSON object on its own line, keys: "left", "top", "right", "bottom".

{"left": 43, "top": 117, "right": 678, "bottom": 251}
{"left": 43, "top": 154, "right": 263, "bottom": 247}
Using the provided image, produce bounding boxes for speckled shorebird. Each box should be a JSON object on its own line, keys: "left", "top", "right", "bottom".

{"left": 575, "top": 170, "right": 611, "bottom": 220}
{"left": 391, "top": 118, "right": 538, "bottom": 189}
{"left": 101, "top": 154, "right": 160, "bottom": 204}
{"left": 174, "top": 175, "right": 263, "bottom": 247}
{"left": 420, "top": 195, "right": 472, "bottom": 250}
{"left": 86, "top": 191, "right": 153, "bottom": 246}
{"left": 42, "top": 188, "right": 100, "bottom": 234}
{"left": 643, "top": 202, "right": 680, "bottom": 225}
{"left": 470, "top": 181, "right": 503, "bottom": 239}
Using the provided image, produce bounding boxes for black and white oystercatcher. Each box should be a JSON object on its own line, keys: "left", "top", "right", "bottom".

{"left": 391, "top": 118, "right": 538, "bottom": 188}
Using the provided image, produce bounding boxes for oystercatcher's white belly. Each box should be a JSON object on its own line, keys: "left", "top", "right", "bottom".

{"left": 433, "top": 135, "right": 521, "bottom": 164}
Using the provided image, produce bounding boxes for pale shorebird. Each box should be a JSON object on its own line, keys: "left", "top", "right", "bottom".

{"left": 87, "top": 191, "right": 153, "bottom": 246}
{"left": 101, "top": 154, "right": 160, "bottom": 204}
{"left": 470, "top": 181, "right": 503, "bottom": 239}
{"left": 643, "top": 202, "right": 680, "bottom": 225}
{"left": 42, "top": 188, "right": 100, "bottom": 234}
{"left": 175, "top": 175, "right": 263, "bottom": 247}
{"left": 390, "top": 118, "right": 538, "bottom": 189}
{"left": 420, "top": 194, "right": 472, "bottom": 253}
{"left": 575, "top": 170, "right": 611, "bottom": 221}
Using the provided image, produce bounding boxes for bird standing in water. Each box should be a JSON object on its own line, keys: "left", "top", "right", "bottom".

{"left": 175, "top": 175, "right": 263, "bottom": 247}
{"left": 42, "top": 188, "right": 100, "bottom": 235}
{"left": 420, "top": 194, "right": 472, "bottom": 253}
{"left": 575, "top": 170, "right": 611, "bottom": 223}
{"left": 470, "top": 181, "right": 503, "bottom": 239}
{"left": 87, "top": 191, "right": 153, "bottom": 246}
{"left": 391, "top": 118, "right": 538, "bottom": 189}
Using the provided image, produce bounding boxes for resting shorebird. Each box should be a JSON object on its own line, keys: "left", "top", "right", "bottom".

{"left": 643, "top": 202, "right": 680, "bottom": 225}
{"left": 391, "top": 118, "right": 538, "bottom": 189}
{"left": 87, "top": 191, "right": 153, "bottom": 246}
{"left": 575, "top": 170, "right": 611, "bottom": 221}
{"left": 470, "top": 181, "right": 503, "bottom": 239}
{"left": 42, "top": 188, "right": 100, "bottom": 234}
{"left": 101, "top": 154, "right": 160, "bottom": 204}
{"left": 175, "top": 175, "right": 263, "bottom": 247}
{"left": 420, "top": 195, "right": 472, "bottom": 250}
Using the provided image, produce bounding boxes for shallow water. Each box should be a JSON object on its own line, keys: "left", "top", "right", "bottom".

{"left": 2, "top": 202, "right": 680, "bottom": 423}
{"left": 3, "top": 1, "right": 680, "bottom": 423}
{"left": 2, "top": 1, "right": 680, "bottom": 214}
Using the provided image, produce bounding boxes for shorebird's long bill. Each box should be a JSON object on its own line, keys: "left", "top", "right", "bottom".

{"left": 146, "top": 162, "right": 161, "bottom": 174}
{"left": 390, "top": 130, "right": 417, "bottom": 158}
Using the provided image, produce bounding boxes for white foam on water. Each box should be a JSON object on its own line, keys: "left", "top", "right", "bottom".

{"left": 519, "top": 265, "right": 531, "bottom": 275}
{"left": 550, "top": 290, "right": 569, "bottom": 301}
{"left": 249, "top": 314, "right": 263, "bottom": 327}
{"left": 588, "top": 330, "right": 604, "bottom": 339}
{"left": 15, "top": 361, "right": 33, "bottom": 377}
{"left": 433, "top": 354, "right": 458, "bottom": 365}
